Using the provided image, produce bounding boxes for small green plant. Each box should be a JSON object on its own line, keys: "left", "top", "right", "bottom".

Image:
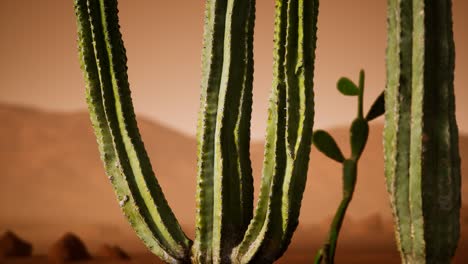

{"left": 312, "top": 70, "right": 385, "bottom": 264}
{"left": 73, "top": 0, "right": 318, "bottom": 263}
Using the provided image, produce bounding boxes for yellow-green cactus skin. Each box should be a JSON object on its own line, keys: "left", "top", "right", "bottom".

{"left": 73, "top": 0, "right": 318, "bottom": 263}
{"left": 384, "top": 0, "right": 461, "bottom": 263}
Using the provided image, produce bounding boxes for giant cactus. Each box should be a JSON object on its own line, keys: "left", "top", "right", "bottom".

{"left": 384, "top": 0, "right": 461, "bottom": 263}
{"left": 73, "top": 0, "right": 318, "bottom": 263}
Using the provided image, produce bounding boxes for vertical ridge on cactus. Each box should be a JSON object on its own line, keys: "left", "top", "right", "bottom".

{"left": 384, "top": 0, "right": 461, "bottom": 263}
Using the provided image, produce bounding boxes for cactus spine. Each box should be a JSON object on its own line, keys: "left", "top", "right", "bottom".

{"left": 384, "top": 0, "right": 461, "bottom": 263}
{"left": 74, "top": 0, "right": 318, "bottom": 263}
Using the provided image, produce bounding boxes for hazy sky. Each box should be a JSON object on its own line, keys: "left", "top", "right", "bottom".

{"left": 0, "top": 0, "right": 467, "bottom": 139}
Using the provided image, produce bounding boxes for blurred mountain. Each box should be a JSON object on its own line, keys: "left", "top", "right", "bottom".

{"left": 0, "top": 104, "right": 197, "bottom": 253}
{"left": 1, "top": 104, "right": 467, "bottom": 255}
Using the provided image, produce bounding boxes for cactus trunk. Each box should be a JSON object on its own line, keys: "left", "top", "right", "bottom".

{"left": 74, "top": 0, "right": 318, "bottom": 263}
{"left": 384, "top": 0, "right": 461, "bottom": 263}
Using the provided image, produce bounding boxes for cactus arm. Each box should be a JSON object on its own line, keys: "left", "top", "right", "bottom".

{"left": 235, "top": 0, "right": 255, "bottom": 234}
{"left": 231, "top": 1, "right": 288, "bottom": 262}
{"left": 385, "top": 0, "right": 460, "bottom": 262}
{"left": 212, "top": 0, "right": 255, "bottom": 262}
{"left": 280, "top": 0, "right": 317, "bottom": 251}
{"left": 232, "top": 1, "right": 318, "bottom": 263}
{"left": 74, "top": 0, "right": 191, "bottom": 263}
{"left": 384, "top": 0, "right": 414, "bottom": 261}
{"left": 192, "top": 0, "right": 228, "bottom": 262}
{"left": 92, "top": 0, "right": 192, "bottom": 256}
{"left": 410, "top": 0, "right": 460, "bottom": 261}
{"left": 193, "top": 0, "right": 255, "bottom": 262}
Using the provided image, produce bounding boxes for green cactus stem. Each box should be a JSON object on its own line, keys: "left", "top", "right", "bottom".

{"left": 74, "top": 0, "right": 319, "bottom": 263}
{"left": 192, "top": 0, "right": 255, "bottom": 262}
{"left": 231, "top": 0, "right": 318, "bottom": 263}
{"left": 313, "top": 71, "right": 384, "bottom": 264}
{"left": 384, "top": 0, "right": 461, "bottom": 263}
{"left": 74, "top": 0, "right": 191, "bottom": 263}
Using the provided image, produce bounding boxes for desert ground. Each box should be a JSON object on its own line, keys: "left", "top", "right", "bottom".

{"left": 1, "top": 104, "right": 467, "bottom": 263}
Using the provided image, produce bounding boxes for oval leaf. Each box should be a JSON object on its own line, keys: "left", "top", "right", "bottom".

{"left": 313, "top": 130, "right": 345, "bottom": 163}
{"left": 350, "top": 118, "right": 369, "bottom": 159}
{"left": 337, "top": 77, "right": 359, "bottom": 96}
{"left": 366, "top": 91, "right": 385, "bottom": 121}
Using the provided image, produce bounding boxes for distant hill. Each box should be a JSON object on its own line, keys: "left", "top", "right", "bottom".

{"left": 0, "top": 104, "right": 197, "bottom": 253}
{"left": 1, "top": 104, "right": 467, "bottom": 254}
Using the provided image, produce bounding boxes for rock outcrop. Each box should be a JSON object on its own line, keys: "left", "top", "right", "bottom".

{"left": 96, "top": 244, "right": 130, "bottom": 260}
{"left": 0, "top": 231, "right": 33, "bottom": 258}
{"left": 47, "top": 233, "right": 91, "bottom": 262}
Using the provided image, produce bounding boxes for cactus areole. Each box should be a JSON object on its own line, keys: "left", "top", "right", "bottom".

{"left": 74, "top": 0, "right": 319, "bottom": 263}
{"left": 384, "top": 0, "right": 461, "bottom": 263}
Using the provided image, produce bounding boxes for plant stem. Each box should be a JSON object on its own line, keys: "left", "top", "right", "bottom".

{"left": 357, "top": 70, "right": 365, "bottom": 119}
{"left": 315, "top": 159, "right": 357, "bottom": 264}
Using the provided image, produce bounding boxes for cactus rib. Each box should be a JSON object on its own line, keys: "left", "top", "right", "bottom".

{"left": 232, "top": 0, "right": 318, "bottom": 263}
{"left": 74, "top": 0, "right": 191, "bottom": 263}
{"left": 384, "top": 0, "right": 461, "bottom": 262}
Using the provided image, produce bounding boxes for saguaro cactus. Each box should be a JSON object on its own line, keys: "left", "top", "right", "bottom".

{"left": 384, "top": 0, "right": 461, "bottom": 263}
{"left": 73, "top": 0, "right": 318, "bottom": 263}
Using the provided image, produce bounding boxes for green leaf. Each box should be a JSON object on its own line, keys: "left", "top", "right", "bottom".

{"left": 366, "top": 91, "right": 385, "bottom": 121}
{"left": 313, "top": 130, "right": 345, "bottom": 163}
{"left": 350, "top": 118, "right": 369, "bottom": 159}
{"left": 337, "top": 77, "right": 359, "bottom": 96}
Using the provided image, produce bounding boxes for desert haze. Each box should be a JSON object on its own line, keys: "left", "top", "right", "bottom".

{"left": 1, "top": 104, "right": 467, "bottom": 263}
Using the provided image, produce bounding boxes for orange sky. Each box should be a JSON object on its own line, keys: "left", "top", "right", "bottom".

{"left": 0, "top": 0, "right": 467, "bottom": 139}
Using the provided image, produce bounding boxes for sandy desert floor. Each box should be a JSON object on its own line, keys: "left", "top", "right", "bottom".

{"left": 2, "top": 251, "right": 467, "bottom": 264}
{"left": 3, "top": 242, "right": 468, "bottom": 264}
